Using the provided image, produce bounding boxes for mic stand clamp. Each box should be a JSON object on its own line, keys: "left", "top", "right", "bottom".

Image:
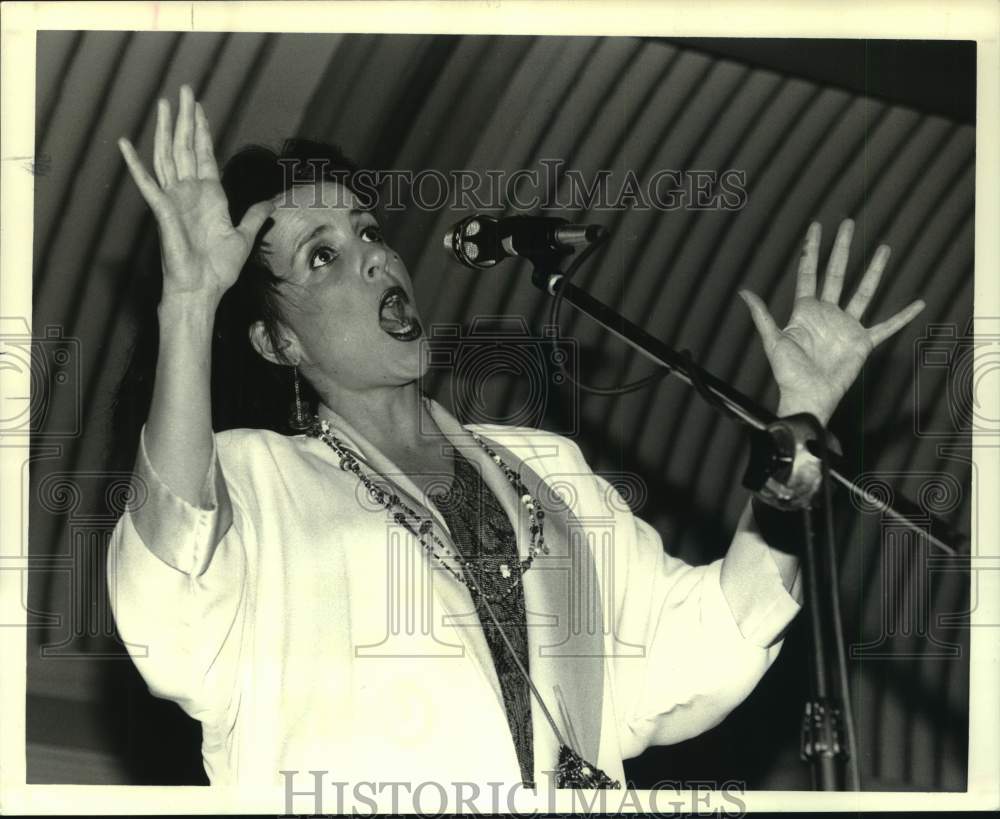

{"left": 742, "top": 414, "right": 843, "bottom": 511}
{"left": 531, "top": 263, "right": 568, "bottom": 295}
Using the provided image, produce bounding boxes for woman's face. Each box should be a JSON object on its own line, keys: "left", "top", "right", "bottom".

{"left": 257, "top": 180, "right": 427, "bottom": 393}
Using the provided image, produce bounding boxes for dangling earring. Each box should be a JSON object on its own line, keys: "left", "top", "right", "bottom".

{"left": 288, "top": 365, "right": 311, "bottom": 432}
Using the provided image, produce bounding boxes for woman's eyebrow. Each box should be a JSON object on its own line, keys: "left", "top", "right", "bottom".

{"left": 293, "top": 224, "right": 328, "bottom": 260}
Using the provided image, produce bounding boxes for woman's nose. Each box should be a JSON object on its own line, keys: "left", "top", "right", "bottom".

{"left": 363, "top": 244, "right": 389, "bottom": 280}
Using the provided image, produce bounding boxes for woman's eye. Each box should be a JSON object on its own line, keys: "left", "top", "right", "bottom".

{"left": 360, "top": 225, "right": 383, "bottom": 243}
{"left": 309, "top": 246, "right": 337, "bottom": 269}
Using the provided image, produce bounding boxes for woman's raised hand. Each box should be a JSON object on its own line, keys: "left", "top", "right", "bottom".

{"left": 118, "top": 85, "right": 274, "bottom": 302}
{"left": 739, "top": 219, "right": 926, "bottom": 426}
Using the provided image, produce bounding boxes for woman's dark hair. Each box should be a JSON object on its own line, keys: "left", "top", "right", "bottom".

{"left": 112, "top": 138, "right": 364, "bottom": 470}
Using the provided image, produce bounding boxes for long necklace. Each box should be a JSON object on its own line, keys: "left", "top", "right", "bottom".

{"left": 306, "top": 415, "right": 621, "bottom": 789}
{"left": 307, "top": 417, "right": 549, "bottom": 603}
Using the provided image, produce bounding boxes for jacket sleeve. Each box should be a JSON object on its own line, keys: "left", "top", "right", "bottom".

{"left": 581, "top": 471, "right": 802, "bottom": 759}
{"left": 106, "top": 426, "right": 248, "bottom": 722}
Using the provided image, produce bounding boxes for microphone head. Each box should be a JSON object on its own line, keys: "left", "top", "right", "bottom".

{"left": 443, "top": 213, "right": 606, "bottom": 268}
{"left": 442, "top": 215, "right": 500, "bottom": 269}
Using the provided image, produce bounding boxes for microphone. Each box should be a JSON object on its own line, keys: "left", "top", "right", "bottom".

{"left": 442, "top": 214, "right": 605, "bottom": 269}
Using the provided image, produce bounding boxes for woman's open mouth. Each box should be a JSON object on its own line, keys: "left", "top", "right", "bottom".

{"left": 378, "top": 286, "right": 423, "bottom": 342}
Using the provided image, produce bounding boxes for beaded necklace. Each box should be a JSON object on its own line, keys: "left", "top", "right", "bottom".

{"left": 305, "top": 414, "right": 621, "bottom": 789}
{"left": 307, "top": 417, "right": 548, "bottom": 604}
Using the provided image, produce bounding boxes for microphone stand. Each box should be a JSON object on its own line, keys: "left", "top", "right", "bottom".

{"left": 521, "top": 252, "right": 961, "bottom": 791}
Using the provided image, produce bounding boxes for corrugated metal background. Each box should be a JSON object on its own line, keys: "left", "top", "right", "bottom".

{"left": 28, "top": 32, "right": 973, "bottom": 789}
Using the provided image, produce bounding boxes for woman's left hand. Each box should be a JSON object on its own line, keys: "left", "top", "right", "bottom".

{"left": 739, "top": 219, "right": 926, "bottom": 427}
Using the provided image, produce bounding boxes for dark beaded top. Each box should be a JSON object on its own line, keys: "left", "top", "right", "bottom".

{"left": 429, "top": 447, "right": 534, "bottom": 786}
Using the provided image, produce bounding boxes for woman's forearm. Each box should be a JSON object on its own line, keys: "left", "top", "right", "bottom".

{"left": 117, "top": 87, "right": 269, "bottom": 508}
{"left": 144, "top": 291, "right": 223, "bottom": 506}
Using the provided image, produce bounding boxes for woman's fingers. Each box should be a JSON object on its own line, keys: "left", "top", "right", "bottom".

{"left": 868, "top": 299, "right": 926, "bottom": 347}
{"left": 739, "top": 289, "right": 781, "bottom": 351}
{"left": 193, "top": 102, "right": 219, "bottom": 180}
{"left": 119, "top": 137, "right": 167, "bottom": 215}
{"left": 795, "top": 221, "right": 821, "bottom": 299}
{"left": 845, "top": 244, "right": 891, "bottom": 320}
{"left": 237, "top": 200, "right": 277, "bottom": 243}
{"left": 154, "top": 98, "right": 176, "bottom": 187}
{"left": 820, "top": 218, "right": 853, "bottom": 304}
{"left": 172, "top": 84, "right": 197, "bottom": 180}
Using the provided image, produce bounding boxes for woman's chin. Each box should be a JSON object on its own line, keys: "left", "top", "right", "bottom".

{"left": 380, "top": 337, "right": 430, "bottom": 384}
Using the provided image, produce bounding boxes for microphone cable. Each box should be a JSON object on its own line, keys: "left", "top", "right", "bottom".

{"left": 544, "top": 226, "right": 675, "bottom": 397}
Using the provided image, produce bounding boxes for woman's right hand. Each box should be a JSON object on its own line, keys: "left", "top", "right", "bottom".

{"left": 118, "top": 85, "right": 274, "bottom": 302}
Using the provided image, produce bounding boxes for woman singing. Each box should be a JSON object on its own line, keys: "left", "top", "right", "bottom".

{"left": 108, "top": 85, "right": 925, "bottom": 789}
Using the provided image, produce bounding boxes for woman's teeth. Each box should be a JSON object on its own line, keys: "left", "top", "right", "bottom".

{"left": 378, "top": 288, "right": 423, "bottom": 341}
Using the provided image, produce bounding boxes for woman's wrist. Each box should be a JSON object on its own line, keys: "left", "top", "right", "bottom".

{"left": 751, "top": 496, "right": 805, "bottom": 558}
{"left": 156, "top": 293, "right": 222, "bottom": 364}
{"left": 776, "top": 392, "right": 834, "bottom": 427}
{"left": 158, "top": 289, "right": 222, "bottom": 329}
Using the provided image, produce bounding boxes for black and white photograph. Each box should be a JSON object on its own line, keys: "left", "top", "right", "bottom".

{"left": 2, "top": 0, "right": 998, "bottom": 814}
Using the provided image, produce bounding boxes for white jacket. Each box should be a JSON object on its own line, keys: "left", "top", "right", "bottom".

{"left": 107, "top": 396, "right": 801, "bottom": 788}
